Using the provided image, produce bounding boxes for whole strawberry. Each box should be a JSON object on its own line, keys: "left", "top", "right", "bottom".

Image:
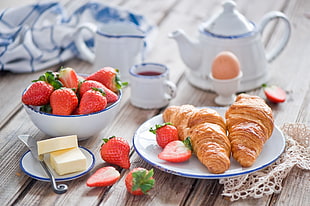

{"left": 50, "top": 88, "right": 78, "bottom": 115}
{"left": 22, "top": 81, "right": 54, "bottom": 106}
{"left": 86, "top": 67, "right": 127, "bottom": 92}
{"left": 100, "top": 136, "right": 130, "bottom": 169}
{"left": 79, "top": 80, "right": 118, "bottom": 103}
{"left": 149, "top": 122, "right": 179, "bottom": 148}
{"left": 78, "top": 89, "right": 107, "bottom": 115}
{"left": 58, "top": 67, "right": 79, "bottom": 91}
{"left": 125, "top": 168, "right": 155, "bottom": 195}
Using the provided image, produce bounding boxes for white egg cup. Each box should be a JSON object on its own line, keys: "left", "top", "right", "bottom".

{"left": 209, "top": 72, "right": 243, "bottom": 106}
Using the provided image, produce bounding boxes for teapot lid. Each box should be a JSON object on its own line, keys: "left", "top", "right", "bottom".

{"left": 201, "top": 0, "right": 254, "bottom": 36}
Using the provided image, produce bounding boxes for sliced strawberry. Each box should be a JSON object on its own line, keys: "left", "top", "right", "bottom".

{"left": 149, "top": 123, "right": 179, "bottom": 148}
{"left": 262, "top": 84, "right": 286, "bottom": 103}
{"left": 86, "top": 166, "right": 120, "bottom": 187}
{"left": 100, "top": 136, "right": 131, "bottom": 169}
{"left": 125, "top": 168, "right": 155, "bottom": 195}
{"left": 78, "top": 89, "right": 107, "bottom": 115}
{"left": 50, "top": 88, "right": 78, "bottom": 115}
{"left": 22, "top": 81, "right": 54, "bottom": 106}
{"left": 86, "top": 67, "right": 127, "bottom": 92}
{"left": 58, "top": 67, "right": 79, "bottom": 91}
{"left": 158, "top": 137, "right": 192, "bottom": 163}
{"left": 79, "top": 80, "right": 118, "bottom": 103}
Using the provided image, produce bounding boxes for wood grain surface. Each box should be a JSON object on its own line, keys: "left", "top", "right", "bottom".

{"left": 0, "top": 0, "right": 309, "bottom": 205}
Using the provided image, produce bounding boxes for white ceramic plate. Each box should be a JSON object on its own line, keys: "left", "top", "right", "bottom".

{"left": 20, "top": 147, "right": 95, "bottom": 182}
{"left": 133, "top": 107, "right": 285, "bottom": 179}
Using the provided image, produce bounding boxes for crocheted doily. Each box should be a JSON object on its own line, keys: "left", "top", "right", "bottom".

{"left": 219, "top": 123, "right": 310, "bottom": 201}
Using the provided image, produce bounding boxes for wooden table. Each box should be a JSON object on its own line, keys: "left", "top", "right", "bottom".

{"left": 1, "top": 0, "right": 309, "bottom": 205}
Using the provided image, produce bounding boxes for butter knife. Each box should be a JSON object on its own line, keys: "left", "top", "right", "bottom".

{"left": 18, "top": 135, "right": 68, "bottom": 194}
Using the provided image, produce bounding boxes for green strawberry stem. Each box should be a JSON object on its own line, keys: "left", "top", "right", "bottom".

{"left": 34, "top": 71, "right": 63, "bottom": 90}
{"left": 183, "top": 137, "right": 192, "bottom": 151}
{"left": 132, "top": 169, "right": 155, "bottom": 194}
{"left": 149, "top": 122, "right": 173, "bottom": 134}
{"left": 91, "top": 87, "right": 106, "bottom": 96}
{"left": 115, "top": 69, "right": 128, "bottom": 90}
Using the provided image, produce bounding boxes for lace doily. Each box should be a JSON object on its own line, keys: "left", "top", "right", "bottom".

{"left": 219, "top": 123, "right": 310, "bottom": 201}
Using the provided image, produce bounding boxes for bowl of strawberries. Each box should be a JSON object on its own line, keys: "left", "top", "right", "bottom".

{"left": 22, "top": 67, "right": 127, "bottom": 140}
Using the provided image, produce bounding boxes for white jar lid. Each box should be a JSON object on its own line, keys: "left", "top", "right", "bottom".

{"left": 201, "top": 0, "right": 254, "bottom": 36}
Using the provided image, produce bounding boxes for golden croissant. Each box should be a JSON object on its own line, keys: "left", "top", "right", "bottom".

{"left": 163, "top": 105, "right": 231, "bottom": 174}
{"left": 225, "top": 94, "right": 274, "bottom": 167}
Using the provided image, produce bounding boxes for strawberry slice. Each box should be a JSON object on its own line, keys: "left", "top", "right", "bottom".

{"left": 262, "top": 84, "right": 286, "bottom": 103}
{"left": 86, "top": 166, "right": 120, "bottom": 187}
{"left": 58, "top": 67, "right": 79, "bottom": 91}
{"left": 158, "top": 137, "right": 192, "bottom": 163}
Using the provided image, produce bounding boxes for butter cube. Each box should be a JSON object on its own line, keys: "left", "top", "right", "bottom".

{"left": 50, "top": 147, "right": 87, "bottom": 176}
{"left": 37, "top": 135, "right": 78, "bottom": 155}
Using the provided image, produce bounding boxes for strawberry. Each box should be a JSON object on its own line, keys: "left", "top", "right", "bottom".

{"left": 86, "top": 67, "right": 128, "bottom": 92}
{"left": 22, "top": 81, "right": 54, "bottom": 106}
{"left": 50, "top": 88, "right": 78, "bottom": 115}
{"left": 86, "top": 166, "right": 120, "bottom": 187}
{"left": 78, "top": 89, "right": 107, "bottom": 115}
{"left": 79, "top": 80, "right": 118, "bottom": 103}
{"left": 100, "top": 136, "right": 131, "bottom": 169}
{"left": 262, "top": 84, "right": 286, "bottom": 103}
{"left": 149, "top": 123, "right": 179, "bottom": 148}
{"left": 158, "top": 137, "right": 192, "bottom": 163}
{"left": 125, "top": 168, "right": 155, "bottom": 195}
{"left": 58, "top": 67, "right": 79, "bottom": 91}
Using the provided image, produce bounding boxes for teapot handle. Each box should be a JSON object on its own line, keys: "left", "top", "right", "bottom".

{"left": 259, "top": 11, "right": 291, "bottom": 62}
{"left": 74, "top": 23, "right": 97, "bottom": 63}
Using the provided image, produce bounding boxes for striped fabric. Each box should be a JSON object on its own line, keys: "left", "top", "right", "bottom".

{"left": 0, "top": 2, "right": 153, "bottom": 73}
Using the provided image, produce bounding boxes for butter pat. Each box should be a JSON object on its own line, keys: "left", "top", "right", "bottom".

{"left": 50, "top": 147, "right": 87, "bottom": 175}
{"left": 37, "top": 135, "right": 78, "bottom": 155}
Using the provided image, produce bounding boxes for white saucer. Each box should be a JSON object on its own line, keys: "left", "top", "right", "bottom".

{"left": 20, "top": 147, "right": 95, "bottom": 182}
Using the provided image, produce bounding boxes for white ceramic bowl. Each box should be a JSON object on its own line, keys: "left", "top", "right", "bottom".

{"left": 23, "top": 90, "right": 122, "bottom": 141}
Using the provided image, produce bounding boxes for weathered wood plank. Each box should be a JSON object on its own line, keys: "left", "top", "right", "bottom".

{"left": 1, "top": 0, "right": 309, "bottom": 205}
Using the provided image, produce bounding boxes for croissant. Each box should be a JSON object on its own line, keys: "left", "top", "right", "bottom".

{"left": 163, "top": 105, "right": 231, "bottom": 174}
{"left": 225, "top": 94, "right": 274, "bottom": 167}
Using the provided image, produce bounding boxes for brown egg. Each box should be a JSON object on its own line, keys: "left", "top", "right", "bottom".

{"left": 211, "top": 51, "right": 240, "bottom": 80}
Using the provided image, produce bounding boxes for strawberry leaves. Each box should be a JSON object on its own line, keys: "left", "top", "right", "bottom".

{"left": 35, "top": 71, "right": 63, "bottom": 90}
{"left": 125, "top": 168, "right": 155, "bottom": 195}
{"left": 131, "top": 169, "right": 155, "bottom": 194}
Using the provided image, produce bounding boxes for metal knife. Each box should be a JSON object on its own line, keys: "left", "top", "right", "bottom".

{"left": 18, "top": 135, "right": 68, "bottom": 194}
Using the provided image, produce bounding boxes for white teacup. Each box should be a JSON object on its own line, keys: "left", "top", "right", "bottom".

{"left": 129, "top": 63, "right": 177, "bottom": 109}
{"left": 74, "top": 22, "right": 146, "bottom": 81}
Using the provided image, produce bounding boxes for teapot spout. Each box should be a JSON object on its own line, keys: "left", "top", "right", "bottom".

{"left": 169, "top": 30, "right": 201, "bottom": 70}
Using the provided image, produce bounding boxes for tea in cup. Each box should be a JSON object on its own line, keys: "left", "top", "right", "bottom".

{"left": 129, "top": 63, "right": 177, "bottom": 109}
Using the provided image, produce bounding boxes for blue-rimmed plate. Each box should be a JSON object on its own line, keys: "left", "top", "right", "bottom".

{"left": 133, "top": 107, "right": 285, "bottom": 179}
{"left": 20, "top": 147, "right": 95, "bottom": 182}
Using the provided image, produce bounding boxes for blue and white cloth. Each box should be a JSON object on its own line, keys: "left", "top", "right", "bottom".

{"left": 0, "top": 2, "right": 154, "bottom": 73}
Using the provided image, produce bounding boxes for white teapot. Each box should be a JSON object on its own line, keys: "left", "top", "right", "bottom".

{"left": 170, "top": 0, "right": 291, "bottom": 91}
